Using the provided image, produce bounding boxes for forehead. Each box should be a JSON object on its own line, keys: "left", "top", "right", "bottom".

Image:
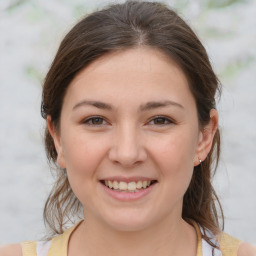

{"left": 63, "top": 47, "right": 195, "bottom": 109}
{"left": 74, "top": 47, "right": 185, "bottom": 81}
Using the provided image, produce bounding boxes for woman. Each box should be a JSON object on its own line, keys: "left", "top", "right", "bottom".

{"left": 1, "top": 1, "right": 255, "bottom": 255}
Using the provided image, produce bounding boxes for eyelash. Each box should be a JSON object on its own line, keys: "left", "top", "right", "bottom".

{"left": 147, "top": 116, "right": 174, "bottom": 126}
{"left": 83, "top": 115, "right": 174, "bottom": 127}
{"left": 83, "top": 116, "right": 107, "bottom": 126}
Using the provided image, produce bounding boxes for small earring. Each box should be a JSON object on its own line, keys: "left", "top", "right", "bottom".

{"left": 199, "top": 158, "right": 202, "bottom": 164}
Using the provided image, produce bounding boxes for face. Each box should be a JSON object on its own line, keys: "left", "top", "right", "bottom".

{"left": 49, "top": 47, "right": 216, "bottom": 232}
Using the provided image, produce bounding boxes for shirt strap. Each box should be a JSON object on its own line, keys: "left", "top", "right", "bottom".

{"left": 21, "top": 241, "right": 37, "bottom": 256}
{"left": 47, "top": 221, "right": 82, "bottom": 256}
{"left": 191, "top": 220, "right": 203, "bottom": 256}
{"left": 218, "top": 232, "right": 241, "bottom": 256}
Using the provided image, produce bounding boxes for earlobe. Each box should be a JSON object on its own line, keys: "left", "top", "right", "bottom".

{"left": 194, "top": 109, "right": 218, "bottom": 165}
{"left": 47, "top": 116, "right": 66, "bottom": 168}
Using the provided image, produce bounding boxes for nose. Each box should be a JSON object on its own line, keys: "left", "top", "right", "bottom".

{"left": 108, "top": 124, "right": 147, "bottom": 168}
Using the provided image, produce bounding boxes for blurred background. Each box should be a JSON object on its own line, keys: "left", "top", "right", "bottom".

{"left": 0, "top": 0, "right": 255, "bottom": 244}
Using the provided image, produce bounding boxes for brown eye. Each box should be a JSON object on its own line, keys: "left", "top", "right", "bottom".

{"left": 154, "top": 118, "right": 166, "bottom": 124}
{"left": 149, "top": 116, "right": 173, "bottom": 125}
{"left": 84, "top": 117, "right": 106, "bottom": 125}
{"left": 91, "top": 118, "right": 103, "bottom": 125}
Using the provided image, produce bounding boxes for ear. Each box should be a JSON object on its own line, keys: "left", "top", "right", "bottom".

{"left": 194, "top": 109, "right": 218, "bottom": 166}
{"left": 47, "top": 116, "right": 66, "bottom": 168}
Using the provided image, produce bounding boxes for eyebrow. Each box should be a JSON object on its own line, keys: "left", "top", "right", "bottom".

{"left": 72, "top": 100, "right": 184, "bottom": 111}
{"left": 73, "top": 100, "right": 113, "bottom": 110}
{"left": 139, "top": 100, "right": 184, "bottom": 111}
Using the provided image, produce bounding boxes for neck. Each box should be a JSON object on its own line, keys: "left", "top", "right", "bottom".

{"left": 68, "top": 214, "right": 197, "bottom": 256}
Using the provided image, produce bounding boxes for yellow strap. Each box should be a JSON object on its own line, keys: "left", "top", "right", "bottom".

{"left": 21, "top": 241, "right": 37, "bottom": 256}
{"left": 47, "top": 222, "right": 82, "bottom": 256}
{"left": 219, "top": 232, "right": 241, "bottom": 256}
{"left": 191, "top": 221, "right": 242, "bottom": 256}
{"left": 21, "top": 222, "right": 81, "bottom": 256}
{"left": 190, "top": 220, "right": 203, "bottom": 256}
{"left": 191, "top": 221, "right": 203, "bottom": 256}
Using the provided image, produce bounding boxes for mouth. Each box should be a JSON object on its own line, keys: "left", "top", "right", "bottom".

{"left": 100, "top": 180, "right": 158, "bottom": 193}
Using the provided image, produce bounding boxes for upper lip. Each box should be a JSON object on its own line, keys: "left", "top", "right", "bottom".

{"left": 100, "top": 176, "right": 157, "bottom": 183}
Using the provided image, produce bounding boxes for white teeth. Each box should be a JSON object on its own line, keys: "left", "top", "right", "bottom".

{"left": 142, "top": 181, "right": 147, "bottom": 188}
{"left": 119, "top": 181, "right": 128, "bottom": 190}
{"left": 103, "top": 180, "right": 154, "bottom": 191}
{"left": 136, "top": 181, "right": 142, "bottom": 189}
{"left": 128, "top": 182, "right": 137, "bottom": 191}
{"left": 109, "top": 181, "right": 113, "bottom": 189}
{"left": 113, "top": 181, "right": 118, "bottom": 189}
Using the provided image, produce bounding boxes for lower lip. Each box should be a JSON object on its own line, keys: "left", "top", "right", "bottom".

{"left": 100, "top": 182, "right": 157, "bottom": 201}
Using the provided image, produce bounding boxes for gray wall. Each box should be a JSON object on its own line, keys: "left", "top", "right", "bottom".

{"left": 0, "top": 0, "right": 255, "bottom": 244}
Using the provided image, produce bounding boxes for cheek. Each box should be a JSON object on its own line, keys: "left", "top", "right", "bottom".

{"left": 149, "top": 131, "right": 197, "bottom": 195}
{"left": 61, "top": 133, "right": 110, "bottom": 204}
{"left": 151, "top": 130, "right": 198, "bottom": 170}
{"left": 158, "top": 142, "right": 194, "bottom": 185}
{"left": 61, "top": 132, "right": 109, "bottom": 178}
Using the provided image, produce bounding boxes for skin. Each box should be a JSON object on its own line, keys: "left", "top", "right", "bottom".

{"left": 50, "top": 47, "right": 216, "bottom": 256}
{"left": 1, "top": 47, "right": 254, "bottom": 256}
{"left": 54, "top": 47, "right": 209, "bottom": 232}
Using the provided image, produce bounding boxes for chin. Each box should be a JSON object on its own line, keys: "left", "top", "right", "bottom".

{"left": 102, "top": 211, "right": 153, "bottom": 232}
{"left": 108, "top": 221, "right": 150, "bottom": 232}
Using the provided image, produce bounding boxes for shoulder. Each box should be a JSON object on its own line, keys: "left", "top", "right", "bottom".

{"left": 218, "top": 232, "right": 256, "bottom": 256}
{"left": 0, "top": 243, "right": 23, "bottom": 256}
{"left": 237, "top": 242, "right": 256, "bottom": 256}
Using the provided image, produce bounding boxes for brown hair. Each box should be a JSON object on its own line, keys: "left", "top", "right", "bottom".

{"left": 41, "top": 0, "right": 223, "bottom": 241}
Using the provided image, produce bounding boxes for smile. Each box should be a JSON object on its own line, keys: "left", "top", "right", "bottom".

{"left": 101, "top": 180, "right": 157, "bottom": 193}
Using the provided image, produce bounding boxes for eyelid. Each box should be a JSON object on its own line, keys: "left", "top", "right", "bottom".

{"left": 81, "top": 115, "right": 174, "bottom": 126}
{"left": 82, "top": 116, "right": 109, "bottom": 126}
{"left": 147, "top": 115, "right": 175, "bottom": 125}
